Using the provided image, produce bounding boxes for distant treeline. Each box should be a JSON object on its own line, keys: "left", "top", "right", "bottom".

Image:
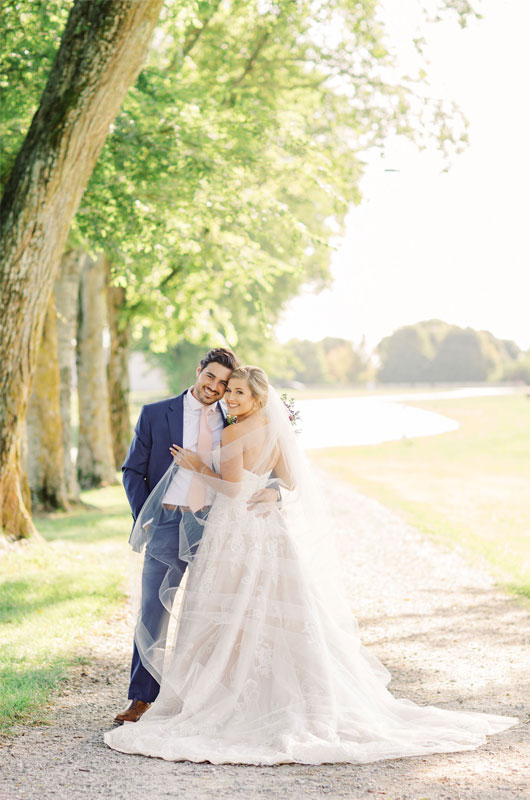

{"left": 140, "top": 336, "right": 375, "bottom": 391}
{"left": 376, "top": 320, "right": 529, "bottom": 384}
{"left": 267, "top": 321, "right": 529, "bottom": 385}
{"left": 140, "top": 320, "right": 529, "bottom": 391}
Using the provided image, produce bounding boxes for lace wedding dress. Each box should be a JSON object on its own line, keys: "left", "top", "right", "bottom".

{"left": 105, "top": 460, "right": 517, "bottom": 765}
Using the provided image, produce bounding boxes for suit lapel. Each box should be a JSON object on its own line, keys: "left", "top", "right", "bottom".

{"left": 166, "top": 392, "right": 185, "bottom": 447}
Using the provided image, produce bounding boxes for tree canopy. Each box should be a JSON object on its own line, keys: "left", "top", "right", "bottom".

{"left": 1, "top": 0, "right": 475, "bottom": 354}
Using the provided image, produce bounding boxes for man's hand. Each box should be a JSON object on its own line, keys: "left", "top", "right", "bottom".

{"left": 247, "top": 487, "right": 278, "bottom": 518}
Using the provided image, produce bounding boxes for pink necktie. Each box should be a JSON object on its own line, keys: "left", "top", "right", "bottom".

{"left": 187, "top": 406, "right": 213, "bottom": 512}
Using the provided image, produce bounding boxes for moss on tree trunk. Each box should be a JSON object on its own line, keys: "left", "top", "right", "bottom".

{"left": 55, "top": 248, "right": 87, "bottom": 502}
{"left": 76, "top": 254, "right": 116, "bottom": 489}
{"left": 26, "top": 295, "right": 70, "bottom": 511}
{"left": 107, "top": 275, "right": 131, "bottom": 470}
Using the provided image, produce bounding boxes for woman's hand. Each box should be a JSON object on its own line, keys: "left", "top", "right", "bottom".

{"left": 170, "top": 444, "right": 204, "bottom": 472}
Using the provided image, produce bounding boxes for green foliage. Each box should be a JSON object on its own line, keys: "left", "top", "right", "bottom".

{"left": 1, "top": 0, "right": 474, "bottom": 357}
{"left": 77, "top": 0, "right": 373, "bottom": 348}
{"left": 378, "top": 324, "right": 436, "bottom": 383}
{"left": 269, "top": 336, "right": 374, "bottom": 384}
{"left": 377, "top": 319, "right": 521, "bottom": 383}
{"left": 429, "top": 327, "right": 501, "bottom": 382}
{"left": 501, "top": 352, "right": 530, "bottom": 385}
{"left": 141, "top": 340, "right": 205, "bottom": 395}
{"left": 139, "top": 333, "right": 374, "bottom": 392}
{"left": 0, "top": 0, "right": 72, "bottom": 189}
{"left": 284, "top": 339, "right": 333, "bottom": 385}
{"left": 0, "top": 0, "right": 483, "bottom": 394}
{"left": 138, "top": 330, "right": 299, "bottom": 395}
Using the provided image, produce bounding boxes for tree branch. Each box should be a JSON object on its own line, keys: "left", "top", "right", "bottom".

{"left": 230, "top": 27, "right": 272, "bottom": 97}
{"left": 167, "top": 0, "right": 222, "bottom": 71}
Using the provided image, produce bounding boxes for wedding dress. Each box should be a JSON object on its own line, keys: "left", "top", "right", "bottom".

{"left": 105, "top": 389, "right": 517, "bottom": 765}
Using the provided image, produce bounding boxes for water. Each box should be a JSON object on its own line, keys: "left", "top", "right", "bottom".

{"left": 296, "top": 387, "right": 518, "bottom": 450}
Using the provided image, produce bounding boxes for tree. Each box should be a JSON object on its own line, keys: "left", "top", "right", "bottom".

{"left": 321, "top": 337, "right": 374, "bottom": 385}
{"left": 107, "top": 275, "right": 131, "bottom": 470}
{"left": 429, "top": 327, "right": 501, "bottom": 382}
{"left": 501, "top": 352, "right": 530, "bottom": 385}
{"left": 25, "top": 295, "right": 69, "bottom": 511}
{"left": 377, "top": 320, "right": 518, "bottom": 383}
{"left": 76, "top": 0, "right": 473, "bottom": 356}
{"left": 0, "top": 0, "right": 165, "bottom": 538}
{"left": 54, "top": 248, "right": 87, "bottom": 502}
{"left": 378, "top": 325, "right": 435, "bottom": 383}
{"left": 283, "top": 340, "right": 331, "bottom": 385}
{"left": 76, "top": 255, "right": 116, "bottom": 489}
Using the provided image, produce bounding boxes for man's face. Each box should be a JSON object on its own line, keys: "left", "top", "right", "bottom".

{"left": 192, "top": 361, "right": 233, "bottom": 405}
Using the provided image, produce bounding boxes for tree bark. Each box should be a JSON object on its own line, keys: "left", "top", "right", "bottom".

{"left": 0, "top": 0, "right": 165, "bottom": 538}
{"left": 76, "top": 254, "right": 116, "bottom": 489}
{"left": 107, "top": 275, "right": 131, "bottom": 470}
{"left": 0, "top": 434, "right": 36, "bottom": 540}
{"left": 26, "top": 295, "right": 69, "bottom": 511}
{"left": 55, "top": 248, "right": 87, "bottom": 501}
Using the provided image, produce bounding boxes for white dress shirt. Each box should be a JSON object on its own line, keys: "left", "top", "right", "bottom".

{"left": 162, "top": 388, "right": 224, "bottom": 506}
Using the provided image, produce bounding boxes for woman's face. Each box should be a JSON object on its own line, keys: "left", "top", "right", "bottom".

{"left": 224, "top": 378, "right": 256, "bottom": 420}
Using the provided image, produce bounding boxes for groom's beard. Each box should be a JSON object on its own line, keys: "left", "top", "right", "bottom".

{"left": 193, "top": 386, "right": 223, "bottom": 405}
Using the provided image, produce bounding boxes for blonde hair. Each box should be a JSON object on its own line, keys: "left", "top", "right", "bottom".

{"left": 229, "top": 365, "right": 269, "bottom": 408}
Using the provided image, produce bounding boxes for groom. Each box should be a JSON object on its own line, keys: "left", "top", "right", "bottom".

{"left": 114, "top": 347, "right": 277, "bottom": 724}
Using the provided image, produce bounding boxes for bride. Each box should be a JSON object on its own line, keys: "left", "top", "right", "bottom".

{"left": 105, "top": 366, "right": 517, "bottom": 765}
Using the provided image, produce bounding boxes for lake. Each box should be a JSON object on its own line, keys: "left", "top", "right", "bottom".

{"left": 297, "top": 387, "right": 518, "bottom": 450}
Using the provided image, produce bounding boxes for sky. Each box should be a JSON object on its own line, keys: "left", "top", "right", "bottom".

{"left": 275, "top": 0, "right": 530, "bottom": 351}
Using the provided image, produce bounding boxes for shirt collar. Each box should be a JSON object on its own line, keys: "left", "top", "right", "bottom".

{"left": 186, "top": 387, "right": 218, "bottom": 414}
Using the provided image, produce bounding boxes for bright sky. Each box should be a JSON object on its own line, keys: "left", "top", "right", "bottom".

{"left": 276, "top": 0, "right": 530, "bottom": 351}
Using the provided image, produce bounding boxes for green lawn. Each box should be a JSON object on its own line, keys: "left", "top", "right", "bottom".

{"left": 311, "top": 394, "right": 530, "bottom": 599}
{"left": 0, "top": 485, "right": 130, "bottom": 734}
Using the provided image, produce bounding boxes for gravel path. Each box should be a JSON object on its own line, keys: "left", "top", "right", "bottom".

{"left": 1, "top": 475, "right": 528, "bottom": 800}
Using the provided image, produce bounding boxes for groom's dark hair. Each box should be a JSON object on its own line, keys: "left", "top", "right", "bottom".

{"left": 199, "top": 347, "right": 240, "bottom": 372}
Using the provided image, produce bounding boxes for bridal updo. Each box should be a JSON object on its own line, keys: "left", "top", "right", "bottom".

{"left": 229, "top": 365, "right": 269, "bottom": 408}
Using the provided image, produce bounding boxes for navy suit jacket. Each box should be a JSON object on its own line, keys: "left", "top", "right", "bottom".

{"left": 122, "top": 391, "right": 228, "bottom": 522}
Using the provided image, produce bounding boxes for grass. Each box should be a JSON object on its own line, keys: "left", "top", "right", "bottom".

{"left": 0, "top": 485, "right": 131, "bottom": 734}
{"left": 311, "top": 394, "right": 530, "bottom": 599}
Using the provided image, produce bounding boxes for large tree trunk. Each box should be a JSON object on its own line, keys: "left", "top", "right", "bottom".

{"left": 26, "top": 295, "right": 69, "bottom": 511}
{"left": 76, "top": 254, "right": 116, "bottom": 489}
{"left": 55, "top": 248, "right": 87, "bottom": 502}
{"left": 107, "top": 276, "right": 131, "bottom": 470}
{"left": 0, "top": 434, "right": 36, "bottom": 540}
{"left": 0, "top": 0, "right": 165, "bottom": 538}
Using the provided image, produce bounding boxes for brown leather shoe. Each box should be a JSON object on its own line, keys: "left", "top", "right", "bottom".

{"left": 114, "top": 699, "right": 151, "bottom": 724}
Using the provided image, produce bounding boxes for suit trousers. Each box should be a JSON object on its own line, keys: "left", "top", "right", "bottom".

{"left": 128, "top": 551, "right": 187, "bottom": 702}
{"left": 127, "top": 510, "right": 208, "bottom": 703}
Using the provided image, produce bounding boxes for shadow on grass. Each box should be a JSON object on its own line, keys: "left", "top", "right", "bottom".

{"left": 0, "top": 574, "right": 124, "bottom": 625}
{"left": 35, "top": 508, "right": 131, "bottom": 543}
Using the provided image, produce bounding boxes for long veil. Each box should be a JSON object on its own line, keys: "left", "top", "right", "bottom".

{"left": 128, "top": 385, "right": 388, "bottom": 691}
